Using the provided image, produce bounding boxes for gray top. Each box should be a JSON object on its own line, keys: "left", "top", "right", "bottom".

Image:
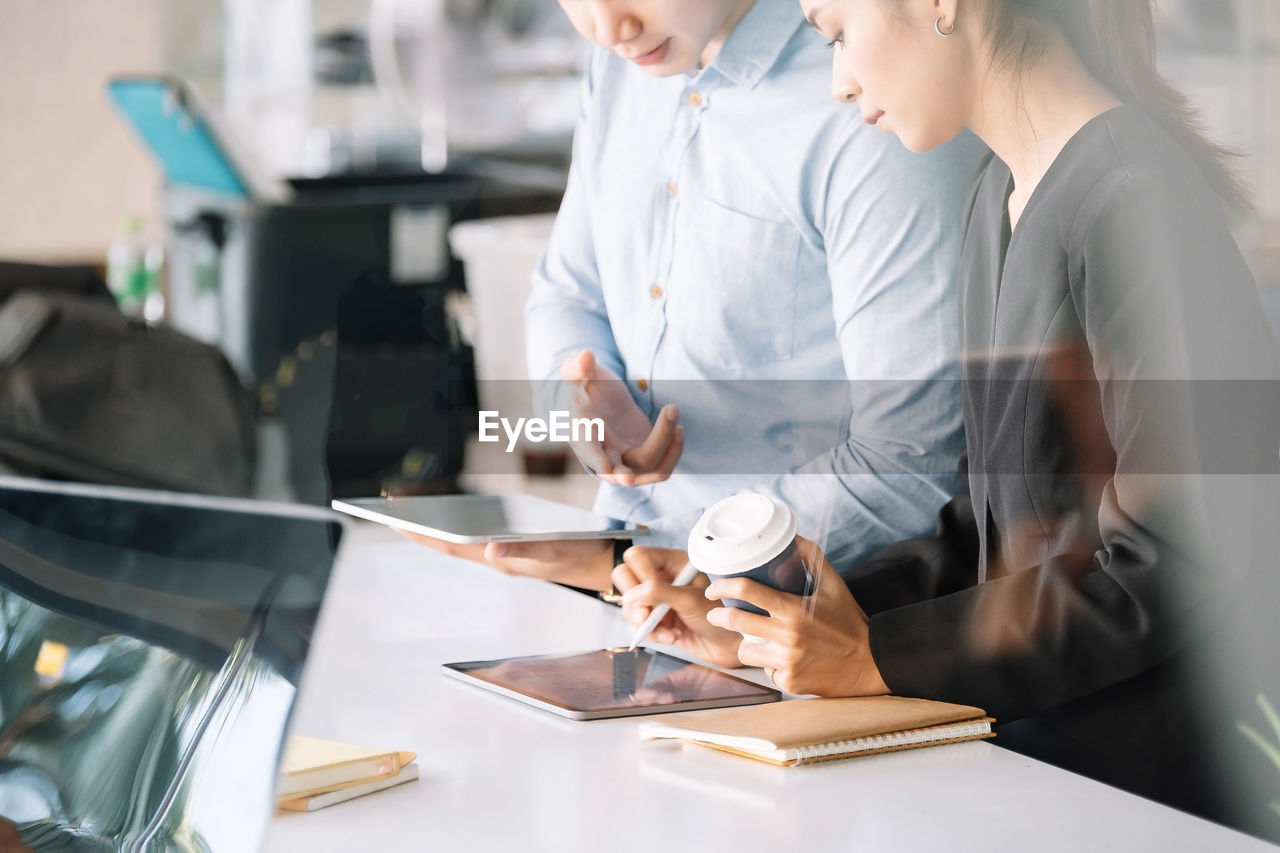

{"left": 855, "top": 105, "right": 1280, "bottom": 821}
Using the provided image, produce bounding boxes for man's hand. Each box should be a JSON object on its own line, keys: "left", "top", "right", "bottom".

{"left": 703, "top": 536, "right": 890, "bottom": 697}
{"left": 562, "top": 350, "right": 683, "bottom": 486}
{"left": 612, "top": 546, "right": 741, "bottom": 668}
{"left": 399, "top": 530, "right": 615, "bottom": 592}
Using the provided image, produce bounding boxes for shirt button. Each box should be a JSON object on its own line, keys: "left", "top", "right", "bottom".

{"left": 637, "top": 378, "right": 649, "bottom": 392}
{"left": 666, "top": 181, "right": 678, "bottom": 197}
{"left": 649, "top": 284, "right": 663, "bottom": 299}
{"left": 687, "top": 91, "right": 703, "bottom": 107}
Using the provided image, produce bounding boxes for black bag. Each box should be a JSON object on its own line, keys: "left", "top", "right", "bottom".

{"left": 0, "top": 263, "right": 257, "bottom": 496}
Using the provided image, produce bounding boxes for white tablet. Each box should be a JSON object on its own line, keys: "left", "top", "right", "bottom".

{"left": 330, "top": 493, "right": 648, "bottom": 544}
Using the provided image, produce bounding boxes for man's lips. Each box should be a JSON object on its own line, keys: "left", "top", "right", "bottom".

{"left": 626, "top": 38, "right": 672, "bottom": 66}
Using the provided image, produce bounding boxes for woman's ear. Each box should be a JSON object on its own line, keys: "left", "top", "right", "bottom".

{"left": 935, "top": 0, "right": 962, "bottom": 34}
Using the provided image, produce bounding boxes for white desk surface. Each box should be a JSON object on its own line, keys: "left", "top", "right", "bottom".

{"left": 265, "top": 523, "right": 1275, "bottom": 853}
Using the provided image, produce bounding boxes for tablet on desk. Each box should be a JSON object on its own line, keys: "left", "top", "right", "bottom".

{"left": 331, "top": 493, "right": 648, "bottom": 544}
{"left": 443, "top": 648, "right": 781, "bottom": 720}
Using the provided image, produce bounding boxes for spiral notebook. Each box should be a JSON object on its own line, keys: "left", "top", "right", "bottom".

{"left": 638, "top": 695, "right": 994, "bottom": 766}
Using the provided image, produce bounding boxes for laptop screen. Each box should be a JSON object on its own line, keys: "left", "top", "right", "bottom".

{"left": 0, "top": 477, "right": 344, "bottom": 851}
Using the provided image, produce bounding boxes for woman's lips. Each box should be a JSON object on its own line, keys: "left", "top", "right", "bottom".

{"left": 630, "top": 38, "right": 672, "bottom": 66}
{"left": 865, "top": 109, "right": 886, "bottom": 126}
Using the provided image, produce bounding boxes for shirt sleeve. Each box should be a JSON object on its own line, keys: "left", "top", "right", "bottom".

{"left": 865, "top": 168, "right": 1280, "bottom": 722}
{"left": 525, "top": 48, "right": 626, "bottom": 412}
{"left": 759, "top": 127, "right": 986, "bottom": 573}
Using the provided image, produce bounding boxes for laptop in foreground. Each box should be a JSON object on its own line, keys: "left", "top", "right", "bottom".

{"left": 0, "top": 477, "right": 345, "bottom": 851}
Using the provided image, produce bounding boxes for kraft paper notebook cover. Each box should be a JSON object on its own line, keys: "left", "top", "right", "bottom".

{"left": 277, "top": 736, "right": 417, "bottom": 799}
{"left": 278, "top": 763, "right": 420, "bottom": 812}
{"left": 638, "top": 696, "right": 994, "bottom": 766}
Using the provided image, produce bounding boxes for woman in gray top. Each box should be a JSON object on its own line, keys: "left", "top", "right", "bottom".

{"left": 614, "top": 0, "right": 1280, "bottom": 831}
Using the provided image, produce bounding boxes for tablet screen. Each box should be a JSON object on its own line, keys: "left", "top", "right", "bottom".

{"left": 108, "top": 77, "right": 251, "bottom": 198}
{"left": 443, "top": 648, "right": 780, "bottom": 720}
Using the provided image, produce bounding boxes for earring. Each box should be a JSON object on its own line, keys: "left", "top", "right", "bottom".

{"left": 935, "top": 16, "right": 955, "bottom": 37}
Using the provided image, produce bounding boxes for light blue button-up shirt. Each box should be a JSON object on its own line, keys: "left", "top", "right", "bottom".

{"left": 525, "top": 0, "right": 989, "bottom": 571}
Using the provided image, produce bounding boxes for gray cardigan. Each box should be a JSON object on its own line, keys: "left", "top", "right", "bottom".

{"left": 850, "top": 105, "right": 1280, "bottom": 828}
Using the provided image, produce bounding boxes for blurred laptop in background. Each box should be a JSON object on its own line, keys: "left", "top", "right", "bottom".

{"left": 0, "top": 477, "right": 344, "bottom": 851}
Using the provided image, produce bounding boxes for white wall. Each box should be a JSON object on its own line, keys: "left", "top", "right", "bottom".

{"left": 0, "top": 0, "right": 1275, "bottom": 264}
{"left": 0, "top": 0, "right": 164, "bottom": 263}
{"left": 1259, "top": 4, "right": 1280, "bottom": 230}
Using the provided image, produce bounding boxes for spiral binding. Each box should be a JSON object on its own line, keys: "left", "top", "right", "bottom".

{"left": 791, "top": 718, "right": 994, "bottom": 765}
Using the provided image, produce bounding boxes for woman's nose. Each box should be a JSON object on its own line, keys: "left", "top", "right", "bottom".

{"left": 833, "top": 83, "right": 859, "bottom": 104}
{"left": 832, "top": 51, "right": 859, "bottom": 103}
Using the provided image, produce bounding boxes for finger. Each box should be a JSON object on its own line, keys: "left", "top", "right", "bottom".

{"left": 618, "top": 596, "right": 652, "bottom": 628}
{"left": 705, "top": 604, "right": 775, "bottom": 639}
{"left": 653, "top": 423, "right": 684, "bottom": 477}
{"left": 571, "top": 438, "right": 618, "bottom": 478}
{"left": 732, "top": 639, "right": 785, "bottom": 671}
{"left": 395, "top": 528, "right": 446, "bottom": 548}
{"left": 624, "top": 581, "right": 715, "bottom": 634}
{"left": 618, "top": 580, "right": 695, "bottom": 635}
{"left": 484, "top": 539, "right": 580, "bottom": 564}
{"left": 621, "top": 578, "right": 688, "bottom": 610}
{"left": 562, "top": 352, "right": 593, "bottom": 410}
{"left": 619, "top": 578, "right": 659, "bottom": 626}
{"left": 622, "top": 547, "right": 689, "bottom": 584}
{"left": 650, "top": 614, "right": 682, "bottom": 646}
{"left": 404, "top": 536, "right": 447, "bottom": 554}
{"left": 404, "top": 534, "right": 487, "bottom": 563}
{"left": 561, "top": 349, "right": 596, "bottom": 382}
{"left": 625, "top": 423, "right": 685, "bottom": 486}
{"left": 611, "top": 561, "right": 640, "bottom": 594}
{"left": 620, "top": 405, "right": 679, "bottom": 473}
{"left": 687, "top": 569, "right": 711, "bottom": 592}
{"left": 599, "top": 467, "right": 637, "bottom": 487}
{"left": 595, "top": 471, "right": 636, "bottom": 487}
{"left": 705, "top": 577, "right": 804, "bottom": 620}
{"left": 487, "top": 540, "right": 565, "bottom": 561}
{"left": 605, "top": 446, "right": 635, "bottom": 485}
{"left": 618, "top": 598, "right": 682, "bottom": 643}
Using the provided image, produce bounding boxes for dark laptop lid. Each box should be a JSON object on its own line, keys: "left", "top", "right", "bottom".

{"left": 0, "top": 477, "right": 345, "bottom": 851}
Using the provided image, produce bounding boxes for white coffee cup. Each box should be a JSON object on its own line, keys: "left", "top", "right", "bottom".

{"left": 688, "top": 492, "right": 811, "bottom": 643}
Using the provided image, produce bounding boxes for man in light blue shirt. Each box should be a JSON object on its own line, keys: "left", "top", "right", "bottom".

{"left": 415, "top": 0, "right": 986, "bottom": 593}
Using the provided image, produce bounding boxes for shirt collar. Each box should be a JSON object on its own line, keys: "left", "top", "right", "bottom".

{"left": 702, "top": 0, "right": 806, "bottom": 91}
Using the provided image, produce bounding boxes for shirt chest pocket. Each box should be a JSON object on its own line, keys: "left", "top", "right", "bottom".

{"left": 667, "top": 192, "right": 801, "bottom": 371}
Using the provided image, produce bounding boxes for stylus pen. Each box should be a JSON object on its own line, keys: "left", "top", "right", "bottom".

{"left": 627, "top": 562, "right": 700, "bottom": 651}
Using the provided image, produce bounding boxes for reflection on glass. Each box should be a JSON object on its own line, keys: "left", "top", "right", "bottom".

{"left": 0, "top": 480, "right": 342, "bottom": 851}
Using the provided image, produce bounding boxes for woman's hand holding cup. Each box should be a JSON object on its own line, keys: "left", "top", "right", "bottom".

{"left": 704, "top": 535, "right": 889, "bottom": 698}
{"left": 615, "top": 493, "right": 890, "bottom": 697}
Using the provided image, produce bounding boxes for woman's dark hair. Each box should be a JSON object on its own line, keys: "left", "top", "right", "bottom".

{"left": 980, "top": 0, "right": 1251, "bottom": 215}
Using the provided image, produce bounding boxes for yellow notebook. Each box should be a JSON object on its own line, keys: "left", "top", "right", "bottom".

{"left": 638, "top": 696, "right": 994, "bottom": 766}
{"left": 277, "top": 736, "right": 417, "bottom": 799}
{"left": 278, "top": 763, "right": 420, "bottom": 812}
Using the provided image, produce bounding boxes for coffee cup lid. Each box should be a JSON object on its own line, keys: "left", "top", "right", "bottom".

{"left": 688, "top": 492, "right": 797, "bottom": 576}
